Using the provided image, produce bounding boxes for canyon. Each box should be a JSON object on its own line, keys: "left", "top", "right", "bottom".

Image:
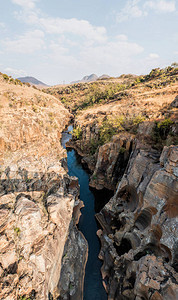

{"left": 0, "top": 66, "right": 177, "bottom": 299}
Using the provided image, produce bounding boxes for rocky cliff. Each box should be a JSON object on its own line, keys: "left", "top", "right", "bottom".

{"left": 67, "top": 126, "right": 178, "bottom": 299}
{"left": 96, "top": 143, "right": 178, "bottom": 299}
{"left": 0, "top": 75, "right": 87, "bottom": 300}
{"left": 1, "top": 67, "right": 177, "bottom": 299}
{"left": 63, "top": 67, "right": 178, "bottom": 299}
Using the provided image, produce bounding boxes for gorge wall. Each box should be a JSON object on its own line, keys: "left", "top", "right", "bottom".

{"left": 63, "top": 70, "right": 178, "bottom": 299}
{"left": 1, "top": 67, "right": 177, "bottom": 300}
{"left": 67, "top": 123, "right": 178, "bottom": 299}
{"left": 0, "top": 75, "right": 87, "bottom": 300}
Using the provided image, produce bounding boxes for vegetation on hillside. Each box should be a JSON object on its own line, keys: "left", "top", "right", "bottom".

{"left": 70, "top": 64, "right": 177, "bottom": 155}
{"left": 45, "top": 65, "right": 178, "bottom": 113}
{"left": 0, "top": 72, "right": 38, "bottom": 89}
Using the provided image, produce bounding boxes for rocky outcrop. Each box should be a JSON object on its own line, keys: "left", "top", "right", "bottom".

{"left": 67, "top": 127, "right": 135, "bottom": 191}
{"left": 96, "top": 144, "right": 178, "bottom": 299}
{"left": 90, "top": 133, "right": 134, "bottom": 190}
{"left": 0, "top": 163, "right": 87, "bottom": 300}
{"left": 0, "top": 76, "right": 87, "bottom": 300}
{"left": 58, "top": 224, "right": 88, "bottom": 300}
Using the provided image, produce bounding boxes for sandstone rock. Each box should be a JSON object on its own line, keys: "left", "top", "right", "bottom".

{"left": 0, "top": 163, "right": 85, "bottom": 300}
{"left": 90, "top": 133, "right": 134, "bottom": 190}
{"left": 96, "top": 143, "right": 178, "bottom": 299}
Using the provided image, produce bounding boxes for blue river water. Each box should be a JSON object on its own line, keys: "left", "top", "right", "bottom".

{"left": 62, "top": 126, "right": 107, "bottom": 300}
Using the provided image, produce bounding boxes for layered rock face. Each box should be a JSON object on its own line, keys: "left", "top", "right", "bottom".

{"left": 64, "top": 85, "right": 178, "bottom": 298}
{"left": 0, "top": 166, "right": 81, "bottom": 299}
{"left": 0, "top": 77, "right": 87, "bottom": 299}
{"left": 96, "top": 144, "right": 178, "bottom": 299}
{"left": 90, "top": 133, "right": 134, "bottom": 190}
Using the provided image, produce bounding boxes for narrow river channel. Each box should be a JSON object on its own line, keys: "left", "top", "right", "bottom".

{"left": 62, "top": 125, "right": 107, "bottom": 300}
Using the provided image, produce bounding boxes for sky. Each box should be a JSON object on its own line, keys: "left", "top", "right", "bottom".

{"left": 0, "top": 0, "right": 178, "bottom": 85}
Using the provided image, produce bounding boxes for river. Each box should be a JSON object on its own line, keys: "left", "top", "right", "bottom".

{"left": 62, "top": 125, "right": 108, "bottom": 300}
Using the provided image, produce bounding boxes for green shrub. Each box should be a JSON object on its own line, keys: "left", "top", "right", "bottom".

{"left": 152, "top": 118, "right": 175, "bottom": 148}
{"left": 99, "top": 116, "right": 124, "bottom": 144}
{"left": 132, "top": 115, "right": 146, "bottom": 125}
{"left": 119, "top": 147, "right": 126, "bottom": 154}
{"left": 72, "top": 126, "right": 82, "bottom": 140}
{"left": 3, "top": 73, "right": 9, "bottom": 81}
{"left": 15, "top": 79, "right": 23, "bottom": 85}
{"left": 157, "top": 118, "right": 174, "bottom": 139}
{"left": 14, "top": 227, "right": 20, "bottom": 235}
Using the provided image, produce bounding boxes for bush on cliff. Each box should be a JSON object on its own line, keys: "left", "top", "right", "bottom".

{"left": 72, "top": 126, "right": 82, "bottom": 140}
{"left": 151, "top": 118, "right": 177, "bottom": 149}
{"left": 99, "top": 116, "right": 124, "bottom": 144}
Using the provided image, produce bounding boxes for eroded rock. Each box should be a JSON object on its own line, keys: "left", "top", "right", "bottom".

{"left": 0, "top": 165, "right": 86, "bottom": 300}
{"left": 96, "top": 144, "right": 178, "bottom": 299}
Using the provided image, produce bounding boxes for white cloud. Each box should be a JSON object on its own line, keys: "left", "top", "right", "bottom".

{"left": 11, "top": 0, "right": 37, "bottom": 10}
{"left": 144, "top": 0, "right": 176, "bottom": 13}
{"left": 148, "top": 53, "right": 160, "bottom": 59}
{"left": 77, "top": 37, "right": 144, "bottom": 76}
{"left": 12, "top": 1, "right": 107, "bottom": 44}
{"left": 16, "top": 11, "right": 107, "bottom": 44}
{"left": 3, "top": 30, "right": 45, "bottom": 54}
{"left": 117, "top": 0, "right": 176, "bottom": 22}
{"left": 4, "top": 67, "right": 27, "bottom": 77}
{"left": 49, "top": 41, "right": 69, "bottom": 56}
{"left": 116, "top": 34, "right": 128, "bottom": 41}
{"left": 43, "top": 35, "right": 144, "bottom": 81}
{"left": 39, "top": 17, "right": 107, "bottom": 43}
{"left": 116, "top": 0, "right": 147, "bottom": 23}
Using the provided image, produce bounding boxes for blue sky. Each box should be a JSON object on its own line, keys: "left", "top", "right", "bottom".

{"left": 0, "top": 0, "right": 178, "bottom": 85}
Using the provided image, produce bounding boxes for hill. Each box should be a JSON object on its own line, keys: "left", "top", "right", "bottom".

{"left": 71, "top": 73, "right": 98, "bottom": 84}
{"left": 17, "top": 76, "right": 48, "bottom": 87}
{"left": 70, "top": 73, "right": 110, "bottom": 84}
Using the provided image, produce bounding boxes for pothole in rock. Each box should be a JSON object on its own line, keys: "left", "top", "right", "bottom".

{"left": 134, "top": 207, "right": 157, "bottom": 231}
{"left": 134, "top": 243, "right": 158, "bottom": 261}
{"left": 114, "top": 238, "right": 132, "bottom": 256}
{"left": 116, "top": 185, "right": 139, "bottom": 212}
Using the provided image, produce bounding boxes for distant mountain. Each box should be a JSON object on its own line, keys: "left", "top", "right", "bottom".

{"left": 71, "top": 74, "right": 98, "bottom": 84}
{"left": 81, "top": 74, "right": 98, "bottom": 82}
{"left": 98, "top": 74, "right": 111, "bottom": 80}
{"left": 71, "top": 73, "right": 111, "bottom": 84}
{"left": 17, "top": 76, "right": 48, "bottom": 87}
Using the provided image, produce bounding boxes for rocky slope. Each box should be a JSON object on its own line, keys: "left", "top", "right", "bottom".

{"left": 0, "top": 74, "right": 87, "bottom": 299}
{"left": 52, "top": 66, "right": 178, "bottom": 299}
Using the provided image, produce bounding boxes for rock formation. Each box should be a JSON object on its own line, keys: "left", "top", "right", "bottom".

{"left": 89, "top": 133, "right": 134, "bottom": 190}
{"left": 96, "top": 144, "right": 178, "bottom": 299}
{"left": 65, "top": 89, "right": 178, "bottom": 298}
{"left": 0, "top": 75, "right": 87, "bottom": 300}
{"left": 1, "top": 67, "right": 177, "bottom": 299}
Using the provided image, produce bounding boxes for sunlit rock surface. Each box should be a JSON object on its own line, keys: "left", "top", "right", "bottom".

{"left": 96, "top": 145, "right": 178, "bottom": 299}
{"left": 0, "top": 76, "right": 87, "bottom": 299}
